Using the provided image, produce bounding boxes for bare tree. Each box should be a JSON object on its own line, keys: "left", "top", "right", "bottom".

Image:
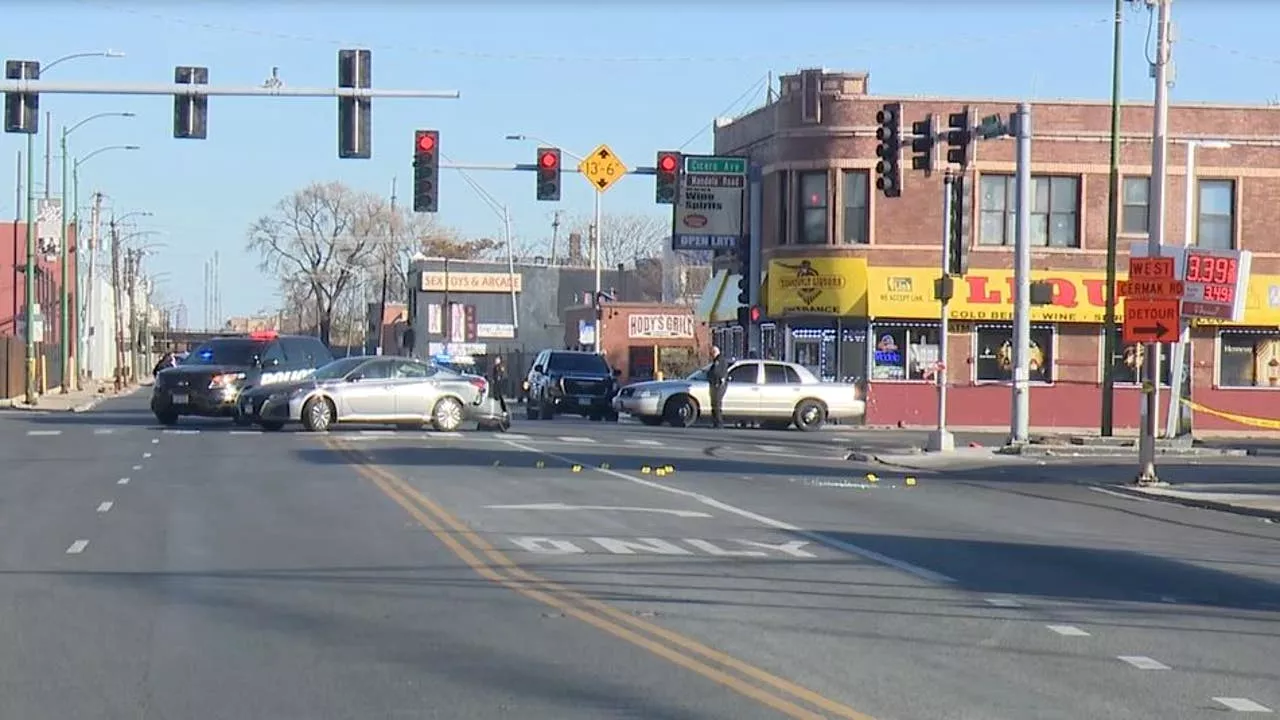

{"left": 247, "top": 181, "right": 388, "bottom": 346}
{"left": 564, "top": 212, "right": 669, "bottom": 268}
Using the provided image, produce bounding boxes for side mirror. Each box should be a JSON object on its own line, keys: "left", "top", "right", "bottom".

{"left": 533, "top": 365, "right": 545, "bottom": 374}
{"left": 347, "top": 374, "right": 363, "bottom": 382}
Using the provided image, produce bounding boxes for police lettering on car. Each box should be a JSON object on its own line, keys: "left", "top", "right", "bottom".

{"left": 259, "top": 368, "right": 316, "bottom": 385}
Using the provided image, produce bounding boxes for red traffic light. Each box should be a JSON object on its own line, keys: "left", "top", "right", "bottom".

{"left": 658, "top": 154, "right": 678, "bottom": 173}
{"left": 539, "top": 151, "right": 559, "bottom": 169}
{"left": 416, "top": 132, "right": 436, "bottom": 153}
{"left": 749, "top": 305, "right": 762, "bottom": 323}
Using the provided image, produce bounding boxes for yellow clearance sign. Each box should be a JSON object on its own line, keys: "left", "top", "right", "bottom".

{"left": 868, "top": 266, "right": 1280, "bottom": 325}
{"left": 767, "top": 257, "right": 868, "bottom": 317}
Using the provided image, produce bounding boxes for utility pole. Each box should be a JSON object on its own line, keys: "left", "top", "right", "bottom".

{"left": 377, "top": 177, "right": 396, "bottom": 355}
{"left": 1100, "top": 0, "right": 1127, "bottom": 436}
{"left": 44, "top": 111, "right": 51, "bottom": 200}
{"left": 1010, "top": 102, "right": 1033, "bottom": 444}
{"left": 110, "top": 219, "right": 124, "bottom": 390}
{"left": 550, "top": 210, "right": 561, "bottom": 265}
{"left": 1138, "top": 0, "right": 1173, "bottom": 485}
{"left": 84, "top": 192, "right": 101, "bottom": 380}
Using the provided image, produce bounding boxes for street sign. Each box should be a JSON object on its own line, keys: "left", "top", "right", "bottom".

{"left": 1128, "top": 255, "right": 1176, "bottom": 280}
{"left": 1123, "top": 299, "right": 1179, "bottom": 344}
{"left": 578, "top": 144, "right": 628, "bottom": 193}
{"left": 672, "top": 154, "right": 748, "bottom": 252}
{"left": 1118, "top": 279, "right": 1185, "bottom": 298}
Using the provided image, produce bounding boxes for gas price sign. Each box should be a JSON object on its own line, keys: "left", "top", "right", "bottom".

{"left": 1181, "top": 248, "right": 1251, "bottom": 321}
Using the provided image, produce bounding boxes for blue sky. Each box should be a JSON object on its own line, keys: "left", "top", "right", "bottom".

{"left": 3, "top": 0, "right": 1276, "bottom": 326}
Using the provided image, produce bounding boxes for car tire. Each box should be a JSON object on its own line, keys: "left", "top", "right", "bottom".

{"left": 233, "top": 411, "right": 253, "bottom": 427}
{"left": 526, "top": 402, "right": 540, "bottom": 420}
{"left": 792, "top": 399, "right": 827, "bottom": 432}
{"left": 431, "top": 397, "right": 464, "bottom": 432}
{"left": 539, "top": 396, "right": 555, "bottom": 420}
{"left": 302, "top": 396, "right": 333, "bottom": 432}
{"left": 260, "top": 420, "right": 285, "bottom": 432}
{"left": 663, "top": 395, "right": 698, "bottom": 428}
{"left": 154, "top": 410, "right": 179, "bottom": 426}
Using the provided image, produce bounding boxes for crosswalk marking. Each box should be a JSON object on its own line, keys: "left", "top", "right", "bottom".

{"left": 26, "top": 429, "right": 62, "bottom": 436}
{"left": 627, "top": 439, "right": 663, "bottom": 446}
{"left": 431, "top": 431, "right": 463, "bottom": 438}
{"left": 557, "top": 436, "right": 596, "bottom": 443}
{"left": 162, "top": 429, "right": 200, "bottom": 435}
{"left": 93, "top": 428, "right": 115, "bottom": 435}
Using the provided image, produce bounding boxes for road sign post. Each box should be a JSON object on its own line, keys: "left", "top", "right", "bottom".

{"left": 1119, "top": 254, "right": 1181, "bottom": 458}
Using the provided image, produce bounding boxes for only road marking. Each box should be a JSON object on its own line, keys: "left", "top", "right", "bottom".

{"left": 65, "top": 539, "right": 89, "bottom": 554}
{"left": 485, "top": 503, "right": 712, "bottom": 518}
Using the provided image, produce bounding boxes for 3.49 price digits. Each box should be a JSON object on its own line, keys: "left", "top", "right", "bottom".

{"left": 1186, "top": 253, "right": 1237, "bottom": 284}
{"left": 1202, "top": 284, "right": 1235, "bottom": 303}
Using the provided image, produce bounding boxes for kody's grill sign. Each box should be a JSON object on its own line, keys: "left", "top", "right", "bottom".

{"left": 627, "top": 314, "right": 696, "bottom": 339}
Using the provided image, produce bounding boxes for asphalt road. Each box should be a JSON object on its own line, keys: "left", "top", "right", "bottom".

{"left": 1, "top": 394, "right": 1277, "bottom": 719}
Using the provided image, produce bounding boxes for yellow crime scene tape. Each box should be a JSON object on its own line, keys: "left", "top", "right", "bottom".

{"left": 1178, "top": 397, "right": 1280, "bottom": 431}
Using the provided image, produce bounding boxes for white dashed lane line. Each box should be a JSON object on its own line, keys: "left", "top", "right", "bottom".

{"left": 93, "top": 428, "right": 114, "bottom": 435}
{"left": 117, "top": 477, "right": 130, "bottom": 485}
{"left": 131, "top": 465, "right": 142, "bottom": 470}
{"left": 65, "top": 540, "right": 89, "bottom": 555}
{"left": 626, "top": 439, "right": 663, "bottom": 446}
{"left": 557, "top": 436, "right": 596, "bottom": 443}
{"left": 1117, "top": 655, "right": 1170, "bottom": 670}
{"left": 162, "top": 429, "right": 200, "bottom": 435}
{"left": 1046, "top": 625, "right": 1091, "bottom": 637}
{"left": 142, "top": 452, "right": 152, "bottom": 459}
{"left": 26, "top": 430, "right": 61, "bottom": 436}
{"left": 151, "top": 438, "right": 160, "bottom": 444}
{"left": 229, "top": 430, "right": 261, "bottom": 435}
{"left": 1214, "top": 697, "right": 1273, "bottom": 713}
{"left": 96, "top": 501, "right": 113, "bottom": 513}
{"left": 984, "top": 597, "right": 1023, "bottom": 608}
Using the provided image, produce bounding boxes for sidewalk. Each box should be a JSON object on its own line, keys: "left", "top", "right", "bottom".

{"left": 0, "top": 379, "right": 141, "bottom": 412}
{"left": 1106, "top": 481, "right": 1280, "bottom": 521}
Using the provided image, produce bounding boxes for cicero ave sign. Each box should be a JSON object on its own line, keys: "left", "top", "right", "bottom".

{"left": 627, "top": 314, "right": 696, "bottom": 339}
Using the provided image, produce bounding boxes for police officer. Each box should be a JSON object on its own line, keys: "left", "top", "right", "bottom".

{"left": 488, "top": 356, "right": 509, "bottom": 413}
{"left": 707, "top": 346, "right": 728, "bottom": 428}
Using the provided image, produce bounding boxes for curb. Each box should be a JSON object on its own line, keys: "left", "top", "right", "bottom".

{"left": 1101, "top": 484, "right": 1280, "bottom": 522}
{"left": 2, "top": 384, "right": 142, "bottom": 413}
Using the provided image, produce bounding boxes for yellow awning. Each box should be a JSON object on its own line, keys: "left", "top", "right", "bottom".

{"left": 712, "top": 274, "right": 743, "bottom": 323}
{"left": 696, "top": 269, "right": 730, "bottom": 322}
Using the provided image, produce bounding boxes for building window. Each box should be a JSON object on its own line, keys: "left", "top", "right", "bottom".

{"left": 1105, "top": 327, "right": 1173, "bottom": 386}
{"left": 842, "top": 170, "right": 869, "bottom": 244}
{"left": 870, "top": 323, "right": 941, "bottom": 382}
{"left": 978, "top": 175, "right": 1080, "bottom": 248}
{"left": 1121, "top": 176, "right": 1150, "bottom": 235}
{"left": 1218, "top": 330, "right": 1280, "bottom": 388}
{"left": 1197, "top": 179, "right": 1235, "bottom": 250}
{"left": 797, "top": 171, "right": 828, "bottom": 245}
{"left": 974, "top": 323, "right": 1054, "bottom": 383}
{"left": 776, "top": 172, "right": 789, "bottom": 246}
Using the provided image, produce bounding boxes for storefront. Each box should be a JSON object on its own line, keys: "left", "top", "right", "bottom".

{"left": 767, "top": 256, "right": 1280, "bottom": 432}
{"left": 564, "top": 302, "right": 710, "bottom": 383}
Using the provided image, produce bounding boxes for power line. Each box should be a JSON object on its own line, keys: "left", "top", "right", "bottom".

{"left": 77, "top": 3, "right": 1112, "bottom": 65}
{"left": 677, "top": 75, "right": 768, "bottom": 152}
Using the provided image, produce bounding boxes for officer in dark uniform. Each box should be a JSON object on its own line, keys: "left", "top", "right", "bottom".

{"left": 488, "top": 356, "right": 509, "bottom": 413}
{"left": 706, "top": 346, "right": 728, "bottom": 428}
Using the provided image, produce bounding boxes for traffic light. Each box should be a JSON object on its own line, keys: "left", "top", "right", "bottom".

{"left": 173, "top": 65, "right": 209, "bottom": 139}
{"left": 655, "top": 151, "right": 680, "bottom": 204}
{"left": 737, "top": 274, "right": 750, "bottom": 305}
{"left": 946, "top": 106, "right": 976, "bottom": 168}
{"left": 737, "top": 304, "right": 761, "bottom": 328}
{"left": 4, "top": 60, "right": 39, "bottom": 134}
{"left": 910, "top": 114, "right": 935, "bottom": 176}
{"left": 874, "top": 102, "right": 902, "bottom": 198}
{"left": 536, "top": 147, "right": 561, "bottom": 201}
{"left": 337, "top": 49, "right": 371, "bottom": 159}
{"left": 948, "top": 174, "right": 971, "bottom": 276}
{"left": 413, "top": 130, "right": 439, "bottom": 213}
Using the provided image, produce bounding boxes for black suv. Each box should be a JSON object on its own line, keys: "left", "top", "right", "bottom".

{"left": 525, "top": 350, "right": 619, "bottom": 421}
{"left": 151, "top": 331, "right": 333, "bottom": 425}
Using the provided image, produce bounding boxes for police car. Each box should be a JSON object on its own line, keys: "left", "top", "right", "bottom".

{"left": 150, "top": 330, "right": 334, "bottom": 425}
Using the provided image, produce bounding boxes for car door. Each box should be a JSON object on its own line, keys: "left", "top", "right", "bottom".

{"left": 759, "top": 362, "right": 803, "bottom": 416}
{"left": 338, "top": 359, "right": 398, "bottom": 418}
{"left": 390, "top": 360, "right": 441, "bottom": 418}
{"left": 721, "top": 362, "right": 762, "bottom": 416}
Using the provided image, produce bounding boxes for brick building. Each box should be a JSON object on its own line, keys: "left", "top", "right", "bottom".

{"left": 706, "top": 68, "right": 1280, "bottom": 432}
{"left": 0, "top": 221, "right": 78, "bottom": 397}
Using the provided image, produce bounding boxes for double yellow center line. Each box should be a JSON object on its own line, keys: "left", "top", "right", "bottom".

{"left": 327, "top": 437, "right": 877, "bottom": 720}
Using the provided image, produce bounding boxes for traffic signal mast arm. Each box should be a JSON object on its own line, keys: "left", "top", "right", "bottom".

{"left": 0, "top": 80, "right": 459, "bottom": 98}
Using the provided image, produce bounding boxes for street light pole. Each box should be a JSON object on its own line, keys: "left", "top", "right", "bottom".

{"left": 60, "top": 111, "right": 135, "bottom": 393}
{"left": 21, "top": 50, "right": 124, "bottom": 404}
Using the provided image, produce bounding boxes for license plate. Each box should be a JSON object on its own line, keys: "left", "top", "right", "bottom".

{"left": 171, "top": 393, "right": 188, "bottom": 405}
{"left": 578, "top": 397, "right": 591, "bottom": 406}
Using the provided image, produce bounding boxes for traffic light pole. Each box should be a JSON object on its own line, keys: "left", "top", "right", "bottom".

{"left": 593, "top": 191, "right": 603, "bottom": 354}
{"left": 0, "top": 80, "right": 459, "bottom": 99}
{"left": 1010, "top": 103, "right": 1033, "bottom": 444}
{"left": 928, "top": 172, "right": 956, "bottom": 453}
{"left": 747, "top": 165, "right": 763, "bottom": 357}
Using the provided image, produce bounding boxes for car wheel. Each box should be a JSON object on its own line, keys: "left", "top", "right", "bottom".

{"left": 260, "top": 420, "right": 285, "bottom": 432}
{"left": 302, "top": 396, "right": 333, "bottom": 432}
{"left": 539, "top": 396, "right": 556, "bottom": 420}
{"left": 154, "top": 410, "right": 179, "bottom": 426}
{"left": 233, "top": 411, "right": 253, "bottom": 427}
{"left": 606, "top": 411, "right": 619, "bottom": 422}
{"left": 526, "top": 402, "right": 540, "bottom": 420}
{"left": 431, "top": 396, "right": 464, "bottom": 432}
{"left": 663, "top": 395, "right": 698, "bottom": 428}
{"left": 639, "top": 416, "right": 663, "bottom": 426}
{"left": 792, "top": 399, "right": 827, "bottom": 432}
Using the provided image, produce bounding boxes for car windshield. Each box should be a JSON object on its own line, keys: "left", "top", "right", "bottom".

{"left": 548, "top": 353, "right": 610, "bottom": 374}
{"left": 186, "top": 339, "right": 268, "bottom": 367}
{"left": 312, "top": 357, "right": 369, "bottom": 381}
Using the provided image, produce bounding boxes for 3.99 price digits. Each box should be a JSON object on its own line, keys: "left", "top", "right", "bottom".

{"left": 1186, "top": 253, "right": 1237, "bottom": 285}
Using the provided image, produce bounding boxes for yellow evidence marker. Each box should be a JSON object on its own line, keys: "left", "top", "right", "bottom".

{"left": 905, "top": 476, "right": 917, "bottom": 487}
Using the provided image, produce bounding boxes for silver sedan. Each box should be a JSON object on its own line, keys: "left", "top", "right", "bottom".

{"left": 238, "top": 355, "right": 492, "bottom": 432}
{"left": 613, "top": 359, "right": 865, "bottom": 431}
